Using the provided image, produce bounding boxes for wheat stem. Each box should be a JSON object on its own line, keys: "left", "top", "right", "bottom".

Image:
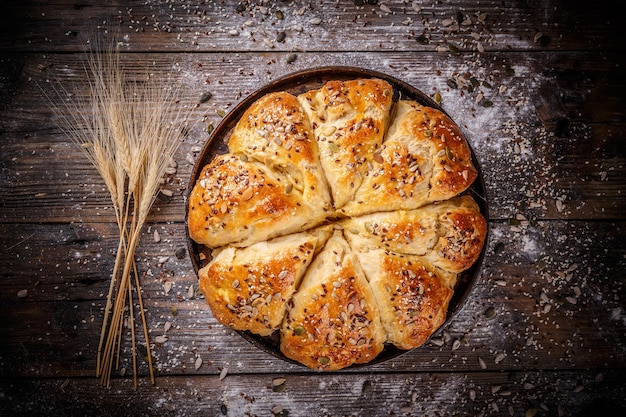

{"left": 127, "top": 271, "right": 138, "bottom": 389}
{"left": 45, "top": 32, "right": 192, "bottom": 387}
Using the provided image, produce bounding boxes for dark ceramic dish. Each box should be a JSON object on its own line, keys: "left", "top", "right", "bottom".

{"left": 186, "top": 66, "right": 489, "bottom": 368}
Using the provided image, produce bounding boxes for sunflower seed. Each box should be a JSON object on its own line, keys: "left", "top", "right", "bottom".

{"left": 188, "top": 285, "right": 194, "bottom": 299}
{"left": 241, "top": 188, "right": 254, "bottom": 201}
{"left": 199, "top": 91, "right": 213, "bottom": 103}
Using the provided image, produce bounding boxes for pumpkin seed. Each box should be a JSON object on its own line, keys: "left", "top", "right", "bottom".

{"left": 318, "top": 356, "right": 330, "bottom": 365}
{"left": 434, "top": 91, "right": 442, "bottom": 104}
{"left": 272, "top": 382, "right": 286, "bottom": 393}
{"left": 447, "top": 43, "right": 459, "bottom": 54}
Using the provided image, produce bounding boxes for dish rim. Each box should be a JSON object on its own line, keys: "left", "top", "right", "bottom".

{"left": 185, "top": 66, "right": 490, "bottom": 368}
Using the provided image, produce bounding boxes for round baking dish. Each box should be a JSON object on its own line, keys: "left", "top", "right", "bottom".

{"left": 186, "top": 66, "right": 489, "bottom": 367}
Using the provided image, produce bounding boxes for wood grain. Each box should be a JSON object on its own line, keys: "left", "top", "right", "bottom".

{"left": 0, "top": 1, "right": 624, "bottom": 416}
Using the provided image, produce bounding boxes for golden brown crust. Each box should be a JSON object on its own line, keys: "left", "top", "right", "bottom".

{"left": 198, "top": 226, "right": 333, "bottom": 336}
{"left": 187, "top": 154, "right": 328, "bottom": 248}
{"left": 188, "top": 79, "right": 486, "bottom": 370}
{"left": 352, "top": 248, "right": 455, "bottom": 350}
{"left": 228, "top": 91, "right": 331, "bottom": 212}
{"left": 280, "top": 232, "right": 385, "bottom": 370}
{"left": 341, "top": 100, "right": 477, "bottom": 216}
{"left": 342, "top": 195, "right": 487, "bottom": 274}
{"left": 298, "top": 79, "right": 394, "bottom": 209}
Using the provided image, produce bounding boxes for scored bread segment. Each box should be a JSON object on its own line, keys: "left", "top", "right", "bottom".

{"left": 297, "top": 78, "right": 394, "bottom": 210}
{"left": 280, "top": 230, "right": 386, "bottom": 370}
{"left": 198, "top": 225, "right": 333, "bottom": 337}
{"left": 228, "top": 91, "right": 332, "bottom": 215}
{"left": 188, "top": 154, "right": 329, "bottom": 248}
{"left": 340, "top": 100, "right": 478, "bottom": 216}
{"left": 350, "top": 247, "right": 456, "bottom": 350}
{"left": 341, "top": 195, "right": 487, "bottom": 274}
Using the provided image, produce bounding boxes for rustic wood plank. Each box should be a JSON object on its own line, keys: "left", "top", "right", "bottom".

{"left": 0, "top": 1, "right": 624, "bottom": 415}
{"left": 1, "top": 0, "right": 621, "bottom": 53}
{"left": 1, "top": 370, "right": 625, "bottom": 417}
{"left": 1, "top": 221, "right": 624, "bottom": 378}
{"left": 1, "top": 51, "right": 625, "bottom": 224}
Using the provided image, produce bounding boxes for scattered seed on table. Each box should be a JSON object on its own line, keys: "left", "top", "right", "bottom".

{"left": 199, "top": 91, "right": 213, "bottom": 103}
{"left": 175, "top": 247, "right": 186, "bottom": 259}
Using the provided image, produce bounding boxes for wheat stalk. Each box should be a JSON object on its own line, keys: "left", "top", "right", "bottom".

{"left": 44, "top": 37, "right": 191, "bottom": 388}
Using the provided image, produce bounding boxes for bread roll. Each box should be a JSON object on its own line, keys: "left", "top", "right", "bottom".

{"left": 198, "top": 226, "right": 333, "bottom": 336}
{"left": 228, "top": 91, "right": 332, "bottom": 214}
{"left": 298, "top": 79, "right": 394, "bottom": 209}
{"left": 342, "top": 195, "right": 487, "bottom": 273}
{"left": 352, "top": 247, "right": 455, "bottom": 350}
{"left": 280, "top": 231, "right": 385, "bottom": 370}
{"left": 341, "top": 100, "right": 477, "bottom": 216}
{"left": 187, "top": 153, "right": 328, "bottom": 248}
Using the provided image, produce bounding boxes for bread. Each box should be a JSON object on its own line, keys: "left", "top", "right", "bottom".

{"left": 341, "top": 195, "right": 487, "bottom": 273}
{"left": 280, "top": 231, "right": 386, "bottom": 370}
{"left": 187, "top": 153, "right": 328, "bottom": 248}
{"left": 340, "top": 100, "right": 477, "bottom": 216}
{"left": 189, "top": 77, "right": 487, "bottom": 370}
{"left": 351, "top": 247, "right": 456, "bottom": 350}
{"left": 228, "top": 91, "right": 332, "bottom": 214}
{"left": 198, "top": 225, "right": 333, "bottom": 336}
{"left": 188, "top": 91, "right": 331, "bottom": 248}
{"left": 297, "top": 79, "right": 394, "bottom": 209}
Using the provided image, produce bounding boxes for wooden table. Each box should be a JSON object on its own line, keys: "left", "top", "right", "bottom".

{"left": 1, "top": 1, "right": 624, "bottom": 416}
